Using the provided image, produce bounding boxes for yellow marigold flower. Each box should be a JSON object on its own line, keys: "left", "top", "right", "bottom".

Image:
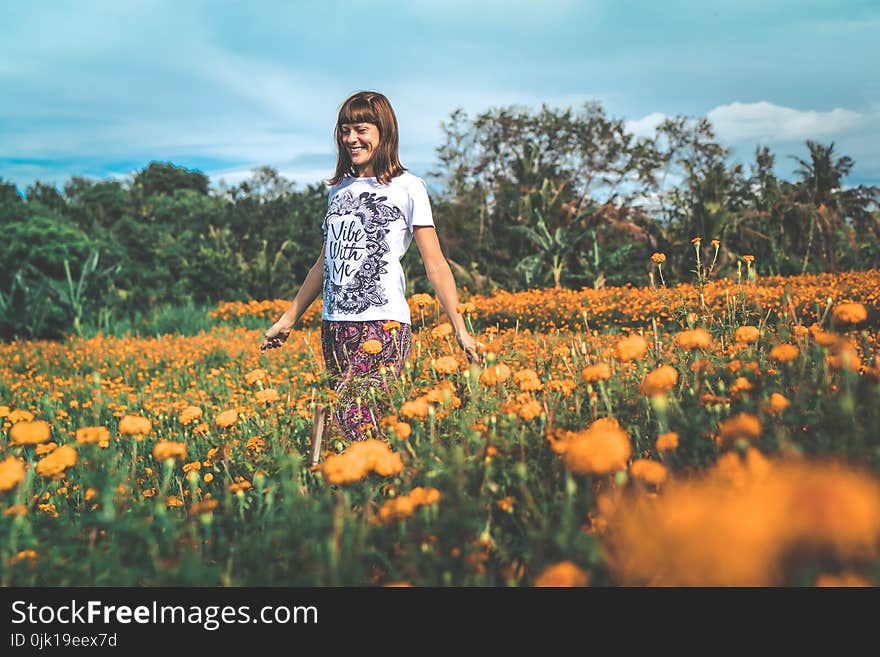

{"left": 742, "top": 255, "right": 755, "bottom": 262}
{"left": 153, "top": 441, "right": 187, "bottom": 462}
{"left": 433, "top": 356, "right": 459, "bottom": 374}
{"left": 0, "top": 457, "right": 26, "bottom": 492}
{"left": 9, "top": 420, "right": 51, "bottom": 445}
{"left": 118, "top": 414, "right": 152, "bottom": 436}
{"left": 8, "top": 409, "right": 34, "bottom": 423}
{"left": 178, "top": 406, "right": 203, "bottom": 425}
{"left": 430, "top": 323, "right": 454, "bottom": 340}
{"left": 630, "top": 459, "right": 668, "bottom": 486}
{"left": 410, "top": 293, "right": 434, "bottom": 307}
{"left": 215, "top": 409, "right": 239, "bottom": 428}
{"left": 244, "top": 368, "right": 268, "bottom": 386}
{"left": 717, "top": 412, "right": 762, "bottom": 448}
{"left": 674, "top": 328, "right": 712, "bottom": 350}
{"left": 383, "top": 320, "right": 401, "bottom": 332}
{"left": 614, "top": 334, "right": 648, "bottom": 362}
{"left": 254, "top": 388, "right": 280, "bottom": 404}
{"left": 768, "top": 393, "right": 790, "bottom": 414}
{"left": 480, "top": 362, "right": 512, "bottom": 386}
{"left": 35, "top": 445, "right": 77, "bottom": 479}
{"left": 832, "top": 302, "right": 867, "bottom": 325}
{"left": 769, "top": 343, "right": 799, "bottom": 363}
{"left": 581, "top": 362, "right": 612, "bottom": 383}
{"left": 534, "top": 561, "right": 590, "bottom": 587}
{"left": 75, "top": 426, "right": 110, "bottom": 446}
{"left": 656, "top": 432, "right": 679, "bottom": 452}
{"left": 562, "top": 418, "right": 632, "bottom": 476}
{"left": 734, "top": 326, "right": 760, "bottom": 343}
{"left": 362, "top": 339, "right": 383, "bottom": 355}
{"left": 35, "top": 442, "right": 57, "bottom": 456}
{"left": 639, "top": 365, "right": 679, "bottom": 396}
{"left": 651, "top": 252, "right": 666, "bottom": 264}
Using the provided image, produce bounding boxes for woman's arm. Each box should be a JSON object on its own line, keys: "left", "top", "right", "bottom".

{"left": 260, "top": 241, "right": 325, "bottom": 351}
{"left": 412, "top": 226, "right": 484, "bottom": 363}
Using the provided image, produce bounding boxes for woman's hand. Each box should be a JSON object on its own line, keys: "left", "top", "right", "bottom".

{"left": 456, "top": 331, "right": 486, "bottom": 366}
{"left": 260, "top": 320, "right": 293, "bottom": 353}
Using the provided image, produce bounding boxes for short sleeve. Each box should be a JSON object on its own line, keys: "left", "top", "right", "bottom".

{"left": 321, "top": 188, "right": 334, "bottom": 234}
{"left": 408, "top": 177, "right": 435, "bottom": 229}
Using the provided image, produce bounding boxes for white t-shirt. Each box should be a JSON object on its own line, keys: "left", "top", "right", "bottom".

{"left": 320, "top": 171, "right": 435, "bottom": 325}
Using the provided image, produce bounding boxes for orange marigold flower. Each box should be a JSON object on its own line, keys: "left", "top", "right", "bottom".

{"left": 581, "top": 362, "right": 612, "bottom": 383}
{"left": 480, "top": 362, "right": 512, "bottom": 386}
{"left": 254, "top": 388, "right": 280, "bottom": 404}
{"left": 153, "top": 441, "right": 187, "bottom": 462}
{"left": 4, "top": 504, "right": 28, "bottom": 517}
{"left": 651, "top": 252, "right": 666, "bottom": 264}
{"left": 674, "top": 328, "right": 712, "bottom": 350}
{"left": 534, "top": 561, "right": 590, "bottom": 587}
{"left": 383, "top": 320, "right": 401, "bottom": 332}
{"left": 182, "top": 460, "right": 201, "bottom": 473}
{"left": 630, "top": 459, "right": 668, "bottom": 486}
{"left": 614, "top": 334, "right": 648, "bottom": 362}
{"left": 832, "top": 302, "right": 867, "bottom": 326}
{"left": 513, "top": 368, "right": 543, "bottom": 391}
{"left": 769, "top": 343, "right": 799, "bottom": 363}
{"left": 189, "top": 499, "right": 219, "bottom": 516}
{"left": 35, "top": 445, "right": 77, "bottom": 479}
{"left": 118, "top": 414, "right": 152, "bottom": 436}
{"left": 410, "top": 293, "right": 434, "bottom": 307}
{"left": 35, "top": 442, "right": 57, "bottom": 456}
{"left": 456, "top": 302, "right": 476, "bottom": 314}
{"left": 711, "top": 239, "right": 720, "bottom": 247}
{"left": 178, "top": 406, "right": 203, "bottom": 425}
{"left": 391, "top": 421, "right": 412, "bottom": 440}
{"left": 639, "top": 365, "right": 679, "bottom": 396}
{"left": 244, "top": 368, "right": 268, "bottom": 386}
{"left": 362, "top": 339, "right": 383, "bottom": 355}
{"left": 656, "top": 432, "right": 679, "bottom": 452}
{"left": 742, "top": 255, "right": 755, "bottom": 263}
{"left": 75, "top": 425, "right": 110, "bottom": 446}
{"left": 215, "top": 409, "right": 239, "bottom": 428}
{"left": 717, "top": 412, "right": 762, "bottom": 448}
{"left": 691, "top": 237, "right": 702, "bottom": 245}
{"left": 433, "top": 356, "right": 459, "bottom": 374}
{"left": 734, "top": 326, "right": 760, "bottom": 343}
{"left": 0, "top": 457, "right": 26, "bottom": 492}
{"left": 9, "top": 420, "right": 51, "bottom": 445}
{"left": 562, "top": 418, "right": 632, "bottom": 476}
{"left": 518, "top": 399, "right": 543, "bottom": 422}
{"left": 430, "top": 323, "right": 454, "bottom": 340}
{"left": 399, "top": 398, "right": 430, "bottom": 420}
{"left": 768, "top": 393, "right": 790, "bottom": 414}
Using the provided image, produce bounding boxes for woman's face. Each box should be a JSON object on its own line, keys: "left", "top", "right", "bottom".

{"left": 341, "top": 122, "right": 380, "bottom": 177}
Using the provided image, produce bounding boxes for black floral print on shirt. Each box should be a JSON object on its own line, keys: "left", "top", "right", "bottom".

{"left": 322, "top": 190, "right": 402, "bottom": 316}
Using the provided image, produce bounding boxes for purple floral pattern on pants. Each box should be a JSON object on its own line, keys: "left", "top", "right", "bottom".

{"left": 320, "top": 319, "right": 412, "bottom": 441}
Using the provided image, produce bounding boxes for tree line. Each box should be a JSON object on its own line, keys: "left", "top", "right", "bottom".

{"left": 1, "top": 101, "right": 878, "bottom": 340}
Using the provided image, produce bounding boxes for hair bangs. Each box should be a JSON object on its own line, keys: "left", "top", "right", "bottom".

{"left": 338, "top": 97, "right": 380, "bottom": 129}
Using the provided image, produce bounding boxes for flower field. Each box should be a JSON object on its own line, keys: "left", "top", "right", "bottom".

{"left": 2, "top": 263, "right": 880, "bottom": 586}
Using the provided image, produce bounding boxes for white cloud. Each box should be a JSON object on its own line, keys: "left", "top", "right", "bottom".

{"left": 707, "top": 101, "right": 866, "bottom": 142}
{"left": 626, "top": 112, "right": 667, "bottom": 138}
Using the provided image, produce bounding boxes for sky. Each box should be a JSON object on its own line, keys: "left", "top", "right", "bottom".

{"left": 2, "top": 0, "right": 878, "bottom": 195}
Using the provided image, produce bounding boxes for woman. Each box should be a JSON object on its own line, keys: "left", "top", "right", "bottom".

{"left": 259, "top": 90, "right": 484, "bottom": 442}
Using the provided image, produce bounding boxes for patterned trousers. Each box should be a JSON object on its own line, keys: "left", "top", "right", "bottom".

{"left": 320, "top": 319, "right": 413, "bottom": 441}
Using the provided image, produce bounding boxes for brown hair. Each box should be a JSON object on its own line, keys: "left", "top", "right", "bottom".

{"left": 328, "top": 91, "right": 405, "bottom": 186}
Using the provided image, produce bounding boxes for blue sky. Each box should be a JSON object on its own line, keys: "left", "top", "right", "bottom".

{"left": 2, "top": 0, "right": 878, "bottom": 194}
